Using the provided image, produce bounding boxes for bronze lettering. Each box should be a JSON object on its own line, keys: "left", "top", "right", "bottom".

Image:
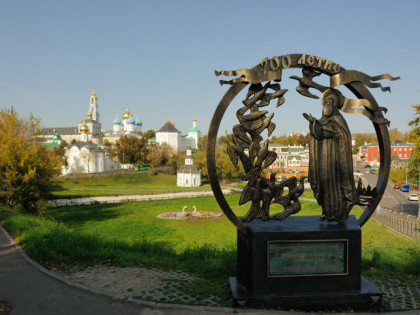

{"left": 316, "top": 57, "right": 326, "bottom": 68}
{"left": 307, "top": 55, "right": 315, "bottom": 66}
{"left": 281, "top": 54, "right": 292, "bottom": 69}
{"left": 297, "top": 54, "right": 306, "bottom": 65}
{"left": 260, "top": 57, "right": 269, "bottom": 74}
{"left": 323, "top": 59, "right": 333, "bottom": 71}
{"left": 270, "top": 56, "right": 280, "bottom": 71}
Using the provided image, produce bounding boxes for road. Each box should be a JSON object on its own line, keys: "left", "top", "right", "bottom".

{"left": 354, "top": 165, "right": 419, "bottom": 217}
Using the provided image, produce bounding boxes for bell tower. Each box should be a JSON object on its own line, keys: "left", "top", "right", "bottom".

{"left": 89, "top": 90, "right": 100, "bottom": 122}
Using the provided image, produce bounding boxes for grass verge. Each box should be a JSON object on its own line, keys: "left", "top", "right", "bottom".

{"left": 50, "top": 172, "right": 215, "bottom": 199}
{"left": 1, "top": 193, "right": 419, "bottom": 307}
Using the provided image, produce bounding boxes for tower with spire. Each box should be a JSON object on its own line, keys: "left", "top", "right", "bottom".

{"left": 89, "top": 90, "right": 100, "bottom": 122}
{"left": 187, "top": 117, "right": 201, "bottom": 149}
{"left": 77, "top": 91, "right": 103, "bottom": 143}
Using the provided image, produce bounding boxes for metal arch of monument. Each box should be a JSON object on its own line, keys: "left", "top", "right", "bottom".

{"left": 206, "top": 53, "right": 399, "bottom": 309}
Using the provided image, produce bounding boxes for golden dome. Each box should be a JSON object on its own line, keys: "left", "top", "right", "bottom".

{"left": 91, "top": 90, "right": 97, "bottom": 99}
{"left": 80, "top": 121, "right": 89, "bottom": 133}
{"left": 122, "top": 108, "right": 131, "bottom": 120}
{"left": 87, "top": 111, "right": 93, "bottom": 119}
{"left": 193, "top": 117, "right": 197, "bottom": 122}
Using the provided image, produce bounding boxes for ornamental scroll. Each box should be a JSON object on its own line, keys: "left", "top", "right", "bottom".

{"left": 208, "top": 53, "right": 399, "bottom": 229}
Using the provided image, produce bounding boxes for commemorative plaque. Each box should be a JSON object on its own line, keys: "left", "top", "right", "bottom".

{"left": 207, "top": 53, "right": 399, "bottom": 309}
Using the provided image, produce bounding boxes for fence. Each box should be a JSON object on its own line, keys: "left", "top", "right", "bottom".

{"left": 373, "top": 207, "right": 420, "bottom": 240}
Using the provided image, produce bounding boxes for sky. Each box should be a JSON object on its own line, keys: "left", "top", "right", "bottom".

{"left": 0, "top": 0, "right": 419, "bottom": 138}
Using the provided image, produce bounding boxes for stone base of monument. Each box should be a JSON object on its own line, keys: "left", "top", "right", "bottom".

{"left": 231, "top": 216, "right": 382, "bottom": 310}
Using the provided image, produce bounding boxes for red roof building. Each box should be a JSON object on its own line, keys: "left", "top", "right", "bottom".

{"left": 357, "top": 143, "right": 414, "bottom": 165}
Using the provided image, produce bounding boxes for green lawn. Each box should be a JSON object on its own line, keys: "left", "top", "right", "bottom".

{"left": 1, "top": 194, "right": 419, "bottom": 278}
{"left": 1, "top": 193, "right": 419, "bottom": 307}
{"left": 50, "top": 173, "right": 214, "bottom": 198}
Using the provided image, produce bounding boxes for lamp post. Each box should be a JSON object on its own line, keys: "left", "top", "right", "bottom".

{"left": 122, "top": 145, "right": 125, "bottom": 174}
{"left": 400, "top": 165, "right": 403, "bottom": 184}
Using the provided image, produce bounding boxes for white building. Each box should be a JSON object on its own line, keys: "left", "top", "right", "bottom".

{"left": 62, "top": 142, "right": 121, "bottom": 175}
{"left": 43, "top": 91, "right": 103, "bottom": 144}
{"left": 111, "top": 107, "right": 142, "bottom": 135}
{"left": 187, "top": 117, "right": 201, "bottom": 149}
{"left": 103, "top": 107, "right": 143, "bottom": 144}
{"left": 268, "top": 144, "right": 310, "bottom": 170}
{"left": 61, "top": 114, "right": 121, "bottom": 175}
{"left": 150, "top": 118, "right": 201, "bottom": 152}
{"left": 155, "top": 119, "right": 182, "bottom": 152}
{"left": 177, "top": 147, "right": 201, "bottom": 187}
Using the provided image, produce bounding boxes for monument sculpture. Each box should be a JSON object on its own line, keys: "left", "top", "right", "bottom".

{"left": 207, "top": 53, "right": 399, "bottom": 309}
{"left": 304, "top": 88, "right": 356, "bottom": 222}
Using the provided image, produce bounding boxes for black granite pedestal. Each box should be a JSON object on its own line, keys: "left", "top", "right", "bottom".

{"left": 231, "top": 216, "right": 381, "bottom": 310}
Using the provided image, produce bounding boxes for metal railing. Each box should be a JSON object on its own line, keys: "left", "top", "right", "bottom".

{"left": 373, "top": 207, "right": 420, "bottom": 240}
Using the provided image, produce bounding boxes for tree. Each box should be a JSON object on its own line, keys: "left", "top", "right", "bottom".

{"left": 197, "top": 135, "right": 208, "bottom": 151}
{"left": 195, "top": 136, "right": 208, "bottom": 176}
{"left": 352, "top": 133, "right": 377, "bottom": 154}
{"left": 218, "top": 133, "right": 234, "bottom": 146}
{"left": 215, "top": 143, "right": 243, "bottom": 181}
{"left": 0, "top": 107, "right": 61, "bottom": 213}
{"left": 108, "top": 136, "right": 148, "bottom": 164}
{"left": 167, "top": 150, "right": 185, "bottom": 175}
{"left": 388, "top": 128, "right": 405, "bottom": 143}
{"left": 407, "top": 104, "right": 420, "bottom": 181}
{"left": 195, "top": 136, "right": 243, "bottom": 180}
{"left": 270, "top": 134, "right": 310, "bottom": 147}
{"left": 54, "top": 139, "right": 69, "bottom": 168}
{"left": 103, "top": 140, "right": 112, "bottom": 148}
{"left": 143, "top": 129, "right": 156, "bottom": 141}
{"left": 79, "top": 147, "right": 96, "bottom": 176}
{"left": 144, "top": 143, "right": 186, "bottom": 174}
{"left": 146, "top": 143, "right": 172, "bottom": 167}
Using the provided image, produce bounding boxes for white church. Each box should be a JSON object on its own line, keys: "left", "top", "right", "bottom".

{"left": 102, "top": 107, "right": 143, "bottom": 143}
{"left": 61, "top": 118, "right": 121, "bottom": 175}
{"left": 42, "top": 90, "right": 203, "bottom": 175}
{"left": 177, "top": 147, "right": 201, "bottom": 187}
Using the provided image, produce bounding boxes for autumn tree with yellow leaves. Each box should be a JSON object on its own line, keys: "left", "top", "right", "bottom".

{"left": 194, "top": 135, "right": 244, "bottom": 181}
{"left": 0, "top": 107, "right": 61, "bottom": 214}
{"left": 407, "top": 104, "right": 420, "bottom": 181}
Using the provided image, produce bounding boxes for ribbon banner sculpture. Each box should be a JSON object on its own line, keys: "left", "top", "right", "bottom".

{"left": 207, "top": 53, "right": 399, "bottom": 309}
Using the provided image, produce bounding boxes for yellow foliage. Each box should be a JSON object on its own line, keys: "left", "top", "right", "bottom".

{"left": 0, "top": 107, "right": 62, "bottom": 213}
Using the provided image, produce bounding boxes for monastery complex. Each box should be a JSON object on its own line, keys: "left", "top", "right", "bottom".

{"left": 41, "top": 91, "right": 202, "bottom": 178}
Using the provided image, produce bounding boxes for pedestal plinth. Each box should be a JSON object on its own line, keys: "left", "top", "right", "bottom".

{"left": 231, "top": 215, "right": 381, "bottom": 310}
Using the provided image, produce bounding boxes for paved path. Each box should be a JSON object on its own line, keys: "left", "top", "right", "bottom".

{"left": 0, "top": 223, "right": 318, "bottom": 315}
{"left": 0, "top": 224, "right": 149, "bottom": 315}
{"left": 48, "top": 189, "right": 232, "bottom": 207}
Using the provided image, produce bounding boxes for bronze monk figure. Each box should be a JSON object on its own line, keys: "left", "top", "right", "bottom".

{"left": 303, "top": 89, "right": 356, "bottom": 222}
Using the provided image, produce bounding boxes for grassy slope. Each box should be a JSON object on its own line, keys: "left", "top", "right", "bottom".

{"left": 1, "top": 194, "right": 419, "bottom": 281}
{"left": 50, "top": 173, "right": 212, "bottom": 198}
{"left": 1, "top": 194, "right": 419, "bottom": 309}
